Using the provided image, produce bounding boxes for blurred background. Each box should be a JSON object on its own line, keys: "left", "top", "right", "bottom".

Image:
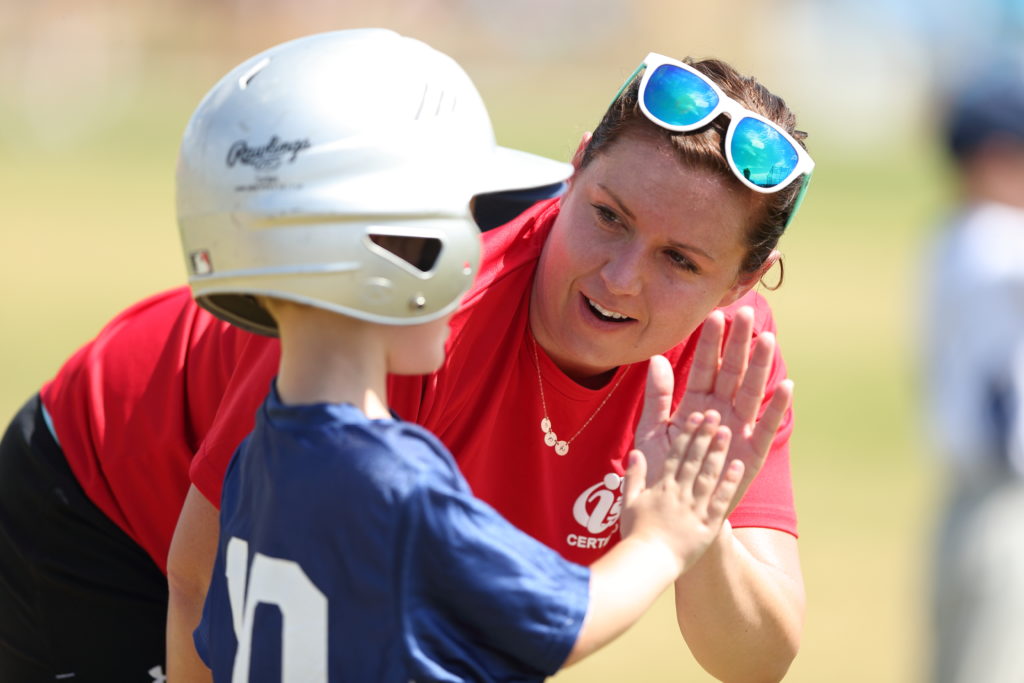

{"left": 2, "top": 0, "right": 1017, "bottom": 680}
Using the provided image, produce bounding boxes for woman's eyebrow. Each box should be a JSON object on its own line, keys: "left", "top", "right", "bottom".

{"left": 597, "top": 183, "right": 635, "bottom": 220}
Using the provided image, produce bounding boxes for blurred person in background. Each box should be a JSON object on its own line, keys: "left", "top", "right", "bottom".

{"left": 921, "top": 54, "right": 1024, "bottom": 683}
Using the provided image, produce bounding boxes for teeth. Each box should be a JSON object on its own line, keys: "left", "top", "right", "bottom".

{"left": 588, "top": 297, "right": 630, "bottom": 320}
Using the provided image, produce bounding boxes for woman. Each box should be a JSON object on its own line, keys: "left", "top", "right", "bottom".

{"left": 0, "top": 41, "right": 811, "bottom": 683}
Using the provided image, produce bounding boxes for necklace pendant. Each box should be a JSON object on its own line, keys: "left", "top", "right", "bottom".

{"left": 540, "top": 417, "right": 551, "bottom": 434}
{"left": 554, "top": 440, "right": 569, "bottom": 456}
{"left": 544, "top": 431, "right": 558, "bottom": 447}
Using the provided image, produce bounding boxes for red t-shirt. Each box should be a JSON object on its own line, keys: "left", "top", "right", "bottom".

{"left": 39, "top": 290, "right": 272, "bottom": 572}
{"left": 191, "top": 198, "right": 796, "bottom": 565}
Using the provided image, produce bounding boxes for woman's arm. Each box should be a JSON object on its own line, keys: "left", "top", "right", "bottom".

{"left": 675, "top": 526, "right": 804, "bottom": 682}
{"left": 166, "top": 485, "right": 220, "bottom": 683}
{"left": 635, "top": 308, "right": 803, "bottom": 681}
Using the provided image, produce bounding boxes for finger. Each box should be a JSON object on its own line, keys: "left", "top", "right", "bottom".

{"left": 747, "top": 379, "right": 794, "bottom": 458}
{"left": 685, "top": 311, "right": 726, "bottom": 396}
{"left": 665, "top": 411, "right": 705, "bottom": 481}
{"left": 622, "top": 449, "right": 647, "bottom": 506}
{"left": 712, "top": 306, "right": 754, "bottom": 401}
{"left": 635, "top": 355, "right": 675, "bottom": 441}
{"left": 733, "top": 331, "right": 776, "bottom": 424}
{"left": 675, "top": 410, "right": 720, "bottom": 487}
{"left": 706, "top": 459, "right": 745, "bottom": 523}
{"left": 691, "top": 425, "right": 732, "bottom": 503}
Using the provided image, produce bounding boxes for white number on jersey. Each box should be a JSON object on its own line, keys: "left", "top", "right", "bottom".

{"left": 225, "top": 537, "right": 328, "bottom": 682}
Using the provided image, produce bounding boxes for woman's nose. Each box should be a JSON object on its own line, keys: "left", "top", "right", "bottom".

{"left": 600, "top": 247, "right": 643, "bottom": 297}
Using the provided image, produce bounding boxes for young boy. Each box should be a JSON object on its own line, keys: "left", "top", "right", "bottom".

{"left": 183, "top": 30, "right": 744, "bottom": 681}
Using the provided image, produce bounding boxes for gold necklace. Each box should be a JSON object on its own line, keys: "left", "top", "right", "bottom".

{"left": 530, "top": 334, "right": 628, "bottom": 456}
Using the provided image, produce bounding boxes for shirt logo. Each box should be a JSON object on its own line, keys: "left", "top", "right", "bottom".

{"left": 567, "top": 473, "right": 623, "bottom": 551}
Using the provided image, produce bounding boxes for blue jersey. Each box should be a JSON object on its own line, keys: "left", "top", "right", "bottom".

{"left": 196, "top": 386, "right": 589, "bottom": 682}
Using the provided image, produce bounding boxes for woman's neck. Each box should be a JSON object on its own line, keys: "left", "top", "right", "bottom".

{"left": 527, "top": 314, "right": 618, "bottom": 390}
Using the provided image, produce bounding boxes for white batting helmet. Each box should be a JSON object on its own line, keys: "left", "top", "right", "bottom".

{"left": 176, "top": 28, "right": 572, "bottom": 335}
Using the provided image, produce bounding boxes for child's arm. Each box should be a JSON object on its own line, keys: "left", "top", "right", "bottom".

{"left": 563, "top": 409, "right": 742, "bottom": 666}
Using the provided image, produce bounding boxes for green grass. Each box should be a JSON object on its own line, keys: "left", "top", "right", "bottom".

{"left": 1, "top": 65, "right": 951, "bottom": 682}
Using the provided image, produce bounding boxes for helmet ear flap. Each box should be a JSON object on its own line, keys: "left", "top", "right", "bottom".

{"left": 201, "top": 294, "right": 277, "bottom": 336}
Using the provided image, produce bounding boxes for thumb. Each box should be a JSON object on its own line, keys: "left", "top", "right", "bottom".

{"left": 636, "top": 355, "right": 674, "bottom": 439}
{"left": 622, "top": 449, "right": 647, "bottom": 506}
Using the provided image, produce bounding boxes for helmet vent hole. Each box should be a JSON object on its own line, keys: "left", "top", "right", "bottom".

{"left": 238, "top": 57, "right": 271, "bottom": 90}
{"left": 368, "top": 234, "right": 442, "bottom": 273}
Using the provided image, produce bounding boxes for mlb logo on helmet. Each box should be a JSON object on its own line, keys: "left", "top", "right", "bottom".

{"left": 190, "top": 250, "right": 213, "bottom": 276}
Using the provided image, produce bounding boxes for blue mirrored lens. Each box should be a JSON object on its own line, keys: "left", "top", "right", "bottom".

{"left": 731, "top": 117, "right": 799, "bottom": 188}
{"left": 643, "top": 64, "right": 719, "bottom": 127}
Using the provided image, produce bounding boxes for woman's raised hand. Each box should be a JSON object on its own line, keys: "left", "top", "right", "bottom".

{"left": 634, "top": 307, "right": 793, "bottom": 513}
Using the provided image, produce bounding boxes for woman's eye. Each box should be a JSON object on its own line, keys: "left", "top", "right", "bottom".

{"left": 666, "top": 249, "right": 699, "bottom": 273}
{"left": 593, "top": 204, "right": 621, "bottom": 227}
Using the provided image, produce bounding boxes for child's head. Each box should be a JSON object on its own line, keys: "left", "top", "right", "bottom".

{"left": 176, "top": 29, "right": 572, "bottom": 337}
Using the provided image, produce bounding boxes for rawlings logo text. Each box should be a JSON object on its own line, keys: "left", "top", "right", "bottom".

{"left": 227, "top": 136, "right": 312, "bottom": 170}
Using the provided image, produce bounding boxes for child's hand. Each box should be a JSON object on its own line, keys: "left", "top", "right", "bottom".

{"left": 619, "top": 409, "right": 743, "bottom": 576}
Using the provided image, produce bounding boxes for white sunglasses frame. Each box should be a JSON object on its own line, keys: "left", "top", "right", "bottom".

{"left": 636, "top": 52, "right": 815, "bottom": 196}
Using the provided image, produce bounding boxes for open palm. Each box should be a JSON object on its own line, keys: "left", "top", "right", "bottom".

{"left": 634, "top": 307, "right": 793, "bottom": 514}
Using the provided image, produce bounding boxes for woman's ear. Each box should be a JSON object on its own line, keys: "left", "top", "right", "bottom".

{"left": 570, "top": 132, "right": 593, "bottom": 172}
{"left": 716, "top": 250, "right": 781, "bottom": 307}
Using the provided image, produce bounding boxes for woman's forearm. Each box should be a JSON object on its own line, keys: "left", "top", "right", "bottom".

{"left": 674, "top": 525, "right": 805, "bottom": 683}
{"left": 167, "top": 584, "right": 214, "bottom": 683}
{"left": 166, "top": 486, "right": 220, "bottom": 683}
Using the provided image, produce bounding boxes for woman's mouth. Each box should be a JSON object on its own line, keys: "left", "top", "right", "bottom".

{"left": 585, "top": 296, "right": 635, "bottom": 323}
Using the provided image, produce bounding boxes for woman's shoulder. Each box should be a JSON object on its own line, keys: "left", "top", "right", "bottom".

{"left": 479, "top": 197, "right": 560, "bottom": 253}
{"left": 467, "top": 198, "right": 561, "bottom": 298}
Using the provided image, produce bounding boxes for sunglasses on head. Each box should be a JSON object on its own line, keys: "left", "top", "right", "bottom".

{"left": 621, "top": 53, "right": 814, "bottom": 222}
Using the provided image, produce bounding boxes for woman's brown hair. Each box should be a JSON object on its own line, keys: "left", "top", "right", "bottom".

{"left": 580, "top": 57, "right": 810, "bottom": 286}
